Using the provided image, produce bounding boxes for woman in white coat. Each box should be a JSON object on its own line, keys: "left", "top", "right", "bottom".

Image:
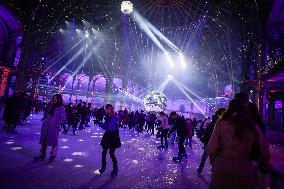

{"left": 34, "top": 94, "right": 66, "bottom": 161}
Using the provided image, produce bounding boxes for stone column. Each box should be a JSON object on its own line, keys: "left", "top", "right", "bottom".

{"left": 69, "top": 76, "right": 75, "bottom": 102}
{"left": 87, "top": 76, "right": 91, "bottom": 98}
{"left": 120, "top": 79, "right": 128, "bottom": 110}
{"left": 104, "top": 76, "right": 113, "bottom": 105}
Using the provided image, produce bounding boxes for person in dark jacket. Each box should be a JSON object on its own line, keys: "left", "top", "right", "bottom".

{"left": 168, "top": 112, "right": 187, "bottom": 162}
{"left": 128, "top": 111, "right": 135, "bottom": 130}
{"left": 2, "top": 92, "right": 25, "bottom": 134}
{"left": 197, "top": 108, "right": 226, "bottom": 174}
{"left": 99, "top": 104, "right": 121, "bottom": 177}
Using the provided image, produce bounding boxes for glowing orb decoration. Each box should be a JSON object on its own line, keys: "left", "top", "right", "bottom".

{"left": 144, "top": 91, "right": 167, "bottom": 112}
{"left": 121, "top": 1, "right": 134, "bottom": 15}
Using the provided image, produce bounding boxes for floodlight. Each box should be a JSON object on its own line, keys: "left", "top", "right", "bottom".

{"left": 168, "top": 75, "right": 174, "bottom": 80}
{"left": 121, "top": 1, "right": 134, "bottom": 14}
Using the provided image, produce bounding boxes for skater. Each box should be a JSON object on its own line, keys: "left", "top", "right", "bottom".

{"left": 137, "top": 110, "right": 145, "bottom": 133}
{"left": 197, "top": 108, "right": 225, "bottom": 175}
{"left": 99, "top": 104, "right": 121, "bottom": 177}
{"left": 34, "top": 94, "right": 66, "bottom": 161}
{"left": 147, "top": 113, "right": 156, "bottom": 135}
{"left": 185, "top": 118, "right": 193, "bottom": 148}
{"left": 207, "top": 98, "right": 270, "bottom": 189}
{"left": 157, "top": 112, "right": 169, "bottom": 149}
{"left": 64, "top": 103, "right": 77, "bottom": 135}
{"left": 168, "top": 113, "right": 177, "bottom": 145}
{"left": 168, "top": 112, "right": 187, "bottom": 162}
{"left": 2, "top": 92, "right": 25, "bottom": 134}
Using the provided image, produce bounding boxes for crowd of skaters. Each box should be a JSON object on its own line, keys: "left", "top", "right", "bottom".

{"left": 0, "top": 92, "right": 271, "bottom": 188}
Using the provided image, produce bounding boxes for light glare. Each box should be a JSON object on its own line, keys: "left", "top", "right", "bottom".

{"left": 121, "top": 1, "right": 134, "bottom": 14}
{"left": 168, "top": 75, "right": 174, "bottom": 80}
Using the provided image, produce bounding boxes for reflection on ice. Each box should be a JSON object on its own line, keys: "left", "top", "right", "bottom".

{"left": 11, "top": 147, "right": 22, "bottom": 150}
{"left": 63, "top": 158, "right": 73, "bottom": 162}
{"left": 132, "top": 160, "right": 139, "bottom": 164}
{"left": 72, "top": 152, "right": 87, "bottom": 156}
{"left": 94, "top": 169, "right": 100, "bottom": 175}
{"left": 5, "top": 141, "right": 14, "bottom": 144}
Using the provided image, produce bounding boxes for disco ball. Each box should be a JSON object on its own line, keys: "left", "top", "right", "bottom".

{"left": 144, "top": 91, "right": 167, "bottom": 112}
{"left": 121, "top": 1, "right": 134, "bottom": 15}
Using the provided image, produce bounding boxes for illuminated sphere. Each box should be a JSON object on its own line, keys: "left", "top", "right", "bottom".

{"left": 144, "top": 91, "right": 167, "bottom": 112}
{"left": 121, "top": 1, "right": 134, "bottom": 15}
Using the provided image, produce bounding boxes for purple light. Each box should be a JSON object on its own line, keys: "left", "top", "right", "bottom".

{"left": 275, "top": 100, "right": 282, "bottom": 109}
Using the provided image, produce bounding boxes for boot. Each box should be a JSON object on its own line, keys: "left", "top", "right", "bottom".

{"left": 197, "top": 168, "right": 202, "bottom": 175}
{"left": 34, "top": 154, "right": 45, "bottom": 161}
{"left": 99, "top": 166, "right": 106, "bottom": 174}
{"left": 157, "top": 145, "right": 164, "bottom": 149}
{"left": 178, "top": 153, "right": 187, "bottom": 159}
{"left": 49, "top": 155, "right": 56, "bottom": 161}
{"left": 111, "top": 166, "right": 118, "bottom": 177}
{"left": 172, "top": 156, "right": 182, "bottom": 163}
{"left": 9, "top": 127, "right": 18, "bottom": 134}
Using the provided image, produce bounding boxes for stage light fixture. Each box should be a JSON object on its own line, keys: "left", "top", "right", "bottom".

{"left": 167, "top": 74, "right": 174, "bottom": 80}
{"left": 121, "top": 1, "right": 133, "bottom": 14}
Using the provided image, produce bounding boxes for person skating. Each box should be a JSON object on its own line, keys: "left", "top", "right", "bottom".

{"left": 168, "top": 112, "right": 187, "bottom": 162}
{"left": 197, "top": 108, "right": 225, "bottom": 175}
{"left": 34, "top": 94, "right": 66, "bottom": 161}
{"left": 99, "top": 104, "right": 121, "bottom": 177}
{"left": 157, "top": 112, "right": 169, "bottom": 149}
{"left": 207, "top": 97, "right": 270, "bottom": 189}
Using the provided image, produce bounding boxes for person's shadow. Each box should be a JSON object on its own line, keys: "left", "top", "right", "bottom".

{"left": 0, "top": 161, "right": 50, "bottom": 188}
{"left": 78, "top": 175, "right": 116, "bottom": 189}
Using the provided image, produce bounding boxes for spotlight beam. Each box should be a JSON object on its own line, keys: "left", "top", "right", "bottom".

{"left": 164, "top": 52, "right": 175, "bottom": 67}
{"left": 82, "top": 20, "right": 92, "bottom": 28}
{"left": 175, "top": 80, "right": 203, "bottom": 100}
{"left": 132, "top": 11, "right": 166, "bottom": 52}
{"left": 173, "top": 80, "right": 207, "bottom": 117}
{"left": 176, "top": 81, "right": 214, "bottom": 108}
{"left": 63, "top": 50, "right": 94, "bottom": 88}
{"left": 48, "top": 46, "right": 86, "bottom": 84}
{"left": 158, "top": 79, "right": 170, "bottom": 92}
{"left": 146, "top": 20, "right": 181, "bottom": 53}
{"left": 63, "top": 39, "right": 102, "bottom": 88}
{"left": 43, "top": 38, "right": 85, "bottom": 74}
{"left": 179, "top": 53, "right": 187, "bottom": 68}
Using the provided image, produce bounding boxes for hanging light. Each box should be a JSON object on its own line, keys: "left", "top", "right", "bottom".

{"left": 121, "top": 1, "right": 134, "bottom": 15}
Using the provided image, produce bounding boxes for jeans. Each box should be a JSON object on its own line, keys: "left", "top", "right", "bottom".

{"left": 40, "top": 144, "right": 58, "bottom": 158}
{"left": 178, "top": 136, "right": 186, "bottom": 156}
{"left": 147, "top": 122, "right": 155, "bottom": 134}
{"left": 102, "top": 148, "right": 117, "bottom": 169}
{"left": 197, "top": 149, "right": 208, "bottom": 173}
{"left": 161, "top": 129, "right": 169, "bottom": 146}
